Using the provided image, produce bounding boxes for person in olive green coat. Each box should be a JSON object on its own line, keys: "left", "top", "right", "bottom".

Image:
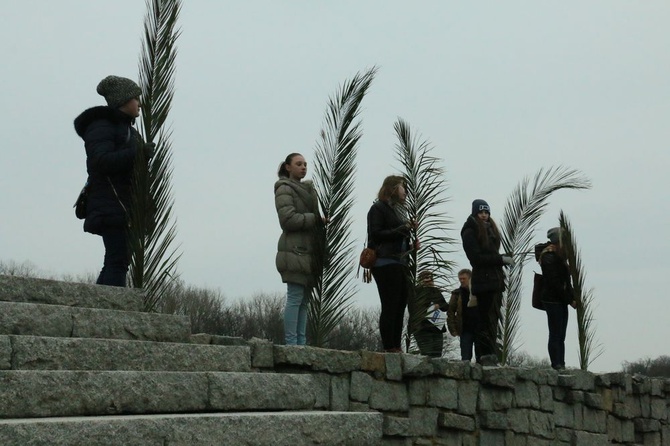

{"left": 274, "top": 153, "right": 325, "bottom": 345}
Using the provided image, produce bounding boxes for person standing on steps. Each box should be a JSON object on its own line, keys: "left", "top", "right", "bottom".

{"left": 447, "top": 268, "right": 481, "bottom": 362}
{"left": 74, "top": 75, "right": 154, "bottom": 287}
{"left": 460, "top": 199, "right": 513, "bottom": 364}
{"left": 274, "top": 153, "right": 326, "bottom": 346}
{"left": 535, "top": 227, "right": 576, "bottom": 370}
{"left": 367, "top": 175, "right": 418, "bottom": 353}
{"left": 410, "top": 270, "right": 448, "bottom": 357}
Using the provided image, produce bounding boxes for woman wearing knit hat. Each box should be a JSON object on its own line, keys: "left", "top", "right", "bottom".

{"left": 534, "top": 227, "right": 575, "bottom": 370}
{"left": 73, "top": 75, "right": 152, "bottom": 287}
{"left": 460, "top": 199, "right": 513, "bottom": 364}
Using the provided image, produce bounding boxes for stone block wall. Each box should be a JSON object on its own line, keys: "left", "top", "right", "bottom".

{"left": 248, "top": 340, "right": 670, "bottom": 445}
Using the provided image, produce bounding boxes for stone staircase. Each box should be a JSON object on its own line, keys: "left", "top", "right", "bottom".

{"left": 0, "top": 275, "right": 383, "bottom": 445}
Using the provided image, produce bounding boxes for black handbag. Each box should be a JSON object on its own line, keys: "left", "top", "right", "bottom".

{"left": 74, "top": 181, "right": 89, "bottom": 219}
{"left": 532, "top": 272, "right": 545, "bottom": 310}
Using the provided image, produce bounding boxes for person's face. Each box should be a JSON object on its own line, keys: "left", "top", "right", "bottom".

{"left": 458, "top": 273, "right": 470, "bottom": 288}
{"left": 286, "top": 155, "right": 307, "bottom": 181}
{"left": 119, "top": 97, "right": 141, "bottom": 118}
{"left": 395, "top": 183, "right": 407, "bottom": 203}
{"left": 477, "top": 210, "right": 490, "bottom": 222}
{"left": 420, "top": 274, "right": 433, "bottom": 286}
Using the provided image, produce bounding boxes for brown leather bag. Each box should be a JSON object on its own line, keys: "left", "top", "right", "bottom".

{"left": 359, "top": 247, "right": 377, "bottom": 269}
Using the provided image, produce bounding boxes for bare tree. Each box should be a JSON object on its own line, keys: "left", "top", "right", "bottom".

{"left": 622, "top": 355, "right": 670, "bottom": 378}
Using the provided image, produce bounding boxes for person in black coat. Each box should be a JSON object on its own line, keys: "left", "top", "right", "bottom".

{"left": 535, "top": 227, "right": 576, "bottom": 370}
{"left": 460, "top": 199, "right": 513, "bottom": 363}
{"left": 367, "top": 175, "right": 417, "bottom": 352}
{"left": 73, "top": 75, "right": 152, "bottom": 287}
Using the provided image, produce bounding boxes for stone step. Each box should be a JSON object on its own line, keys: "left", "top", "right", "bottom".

{"left": 0, "top": 370, "right": 316, "bottom": 418}
{"left": 0, "top": 275, "right": 143, "bottom": 311}
{"left": 0, "top": 411, "right": 384, "bottom": 446}
{"left": 1, "top": 335, "right": 251, "bottom": 372}
{"left": 0, "top": 301, "right": 190, "bottom": 342}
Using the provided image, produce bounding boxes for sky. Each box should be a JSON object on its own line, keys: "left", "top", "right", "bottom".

{"left": 1, "top": 1, "right": 668, "bottom": 373}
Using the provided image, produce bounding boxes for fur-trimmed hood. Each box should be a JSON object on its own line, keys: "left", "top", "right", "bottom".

{"left": 73, "top": 106, "right": 134, "bottom": 138}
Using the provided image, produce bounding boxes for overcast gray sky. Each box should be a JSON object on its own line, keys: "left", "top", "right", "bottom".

{"left": 1, "top": 1, "right": 668, "bottom": 372}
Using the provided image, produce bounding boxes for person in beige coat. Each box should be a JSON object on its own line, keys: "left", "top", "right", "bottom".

{"left": 274, "top": 153, "right": 325, "bottom": 345}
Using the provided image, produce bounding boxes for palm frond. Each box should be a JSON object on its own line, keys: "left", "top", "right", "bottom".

{"left": 309, "top": 67, "right": 377, "bottom": 347}
{"left": 393, "top": 119, "right": 456, "bottom": 347}
{"left": 498, "top": 166, "right": 591, "bottom": 364}
{"left": 128, "top": 0, "right": 182, "bottom": 311}
{"left": 559, "top": 211, "right": 603, "bottom": 370}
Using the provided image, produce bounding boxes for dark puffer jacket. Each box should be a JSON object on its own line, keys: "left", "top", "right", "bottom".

{"left": 460, "top": 215, "right": 505, "bottom": 295}
{"left": 366, "top": 200, "right": 411, "bottom": 262}
{"left": 74, "top": 106, "right": 138, "bottom": 235}
{"left": 536, "top": 243, "right": 574, "bottom": 305}
{"left": 274, "top": 178, "right": 323, "bottom": 287}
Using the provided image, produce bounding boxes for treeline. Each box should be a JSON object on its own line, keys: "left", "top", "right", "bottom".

{"left": 622, "top": 356, "right": 670, "bottom": 378}
{"left": 158, "top": 280, "right": 384, "bottom": 352}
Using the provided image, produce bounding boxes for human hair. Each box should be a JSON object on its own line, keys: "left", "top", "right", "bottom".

{"left": 418, "top": 270, "right": 433, "bottom": 281}
{"left": 377, "top": 175, "right": 405, "bottom": 202}
{"left": 457, "top": 269, "right": 472, "bottom": 278}
{"left": 474, "top": 216, "right": 501, "bottom": 250}
{"left": 277, "top": 153, "right": 302, "bottom": 178}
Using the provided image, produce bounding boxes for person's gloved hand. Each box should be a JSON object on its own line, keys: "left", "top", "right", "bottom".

{"left": 502, "top": 255, "right": 515, "bottom": 266}
{"left": 143, "top": 142, "right": 156, "bottom": 160}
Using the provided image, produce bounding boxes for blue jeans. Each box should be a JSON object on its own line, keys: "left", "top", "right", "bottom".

{"left": 284, "top": 283, "right": 309, "bottom": 345}
{"left": 96, "top": 227, "right": 129, "bottom": 287}
{"left": 460, "top": 330, "right": 476, "bottom": 361}
{"left": 545, "top": 302, "right": 569, "bottom": 369}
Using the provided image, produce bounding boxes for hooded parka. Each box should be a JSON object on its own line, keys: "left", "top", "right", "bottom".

{"left": 73, "top": 106, "right": 139, "bottom": 235}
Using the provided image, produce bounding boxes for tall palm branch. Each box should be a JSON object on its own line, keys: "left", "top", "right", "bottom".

{"left": 559, "top": 211, "right": 602, "bottom": 370}
{"left": 128, "top": 0, "right": 182, "bottom": 312}
{"left": 309, "top": 67, "right": 377, "bottom": 347}
{"left": 498, "top": 166, "right": 591, "bottom": 364}
{"left": 393, "top": 119, "right": 455, "bottom": 348}
{"left": 393, "top": 119, "right": 455, "bottom": 282}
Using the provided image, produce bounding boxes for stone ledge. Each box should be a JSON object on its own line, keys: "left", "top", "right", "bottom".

{"left": 0, "top": 411, "right": 383, "bottom": 446}
{"left": 4, "top": 335, "right": 251, "bottom": 372}
{"left": 0, "top": 275, "right": 143, "bottom": 312}
{"left": 0, "top": 301, "right": 190, "bottom": 342}
{"left": 0, "top": 371, "right": 315, "bottom": 417}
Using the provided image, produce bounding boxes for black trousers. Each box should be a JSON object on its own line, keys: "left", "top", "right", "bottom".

{"left": 474, "top": 291, "right": 502, "bottom": 360}
{"left": 545, "top": 302, "right": 569, "bottom": 368}
{"left": 371, "top": 264, "right": 410, "bottom": 350}
{"left": 96, "top": 227, "right": 129, "bottom": 287}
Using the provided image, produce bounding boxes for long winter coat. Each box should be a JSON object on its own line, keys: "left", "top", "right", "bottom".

{"left": 460, "top": 215, "right": 505, "bottom": 295}
{"left": 274, "top": 178, "right": 323, "bottom": 287}
{"left": 74, "top": 106, "right": 139, "bottom": 235}
{"left": 366, "top": 200, "right": 411, "bottom": 261}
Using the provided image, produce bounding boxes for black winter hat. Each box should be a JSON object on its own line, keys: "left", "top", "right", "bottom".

{"left": 96, "top": 75, "right": 141, "bottom": 108}
{"left": 471, "top": 199, "right": 490, "bottom": 216}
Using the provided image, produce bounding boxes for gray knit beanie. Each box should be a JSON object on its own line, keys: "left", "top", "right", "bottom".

{"left": 547, "top": 227, "right": 561, "bottom": 244}
{"left": 96, "top": 75, "right": 142, "bottom": 108}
